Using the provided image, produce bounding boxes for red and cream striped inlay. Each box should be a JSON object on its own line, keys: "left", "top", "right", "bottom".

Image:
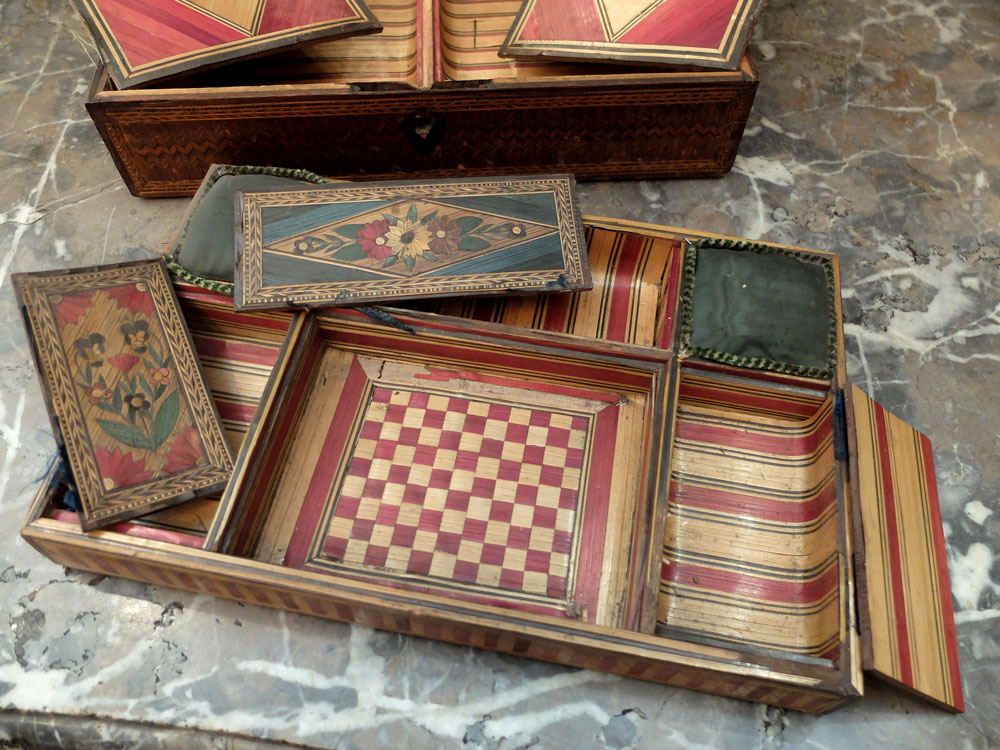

{"left": 850, "top": 385, "right": 963, "bottom": 712}
{"left": 659, "top": 374, "right": 841, "bottom": 659}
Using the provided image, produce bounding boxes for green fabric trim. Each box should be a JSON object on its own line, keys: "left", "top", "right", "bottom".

{"left": 166, "top": 256, "right": 235, "bottom": 296}
{"left": 678, "top": 238, "right": 838, "bottom": 380}
{"left": 206, "top": 164, "right": 330, "bottom": 183}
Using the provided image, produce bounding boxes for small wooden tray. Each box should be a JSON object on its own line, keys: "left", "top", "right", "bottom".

{"left": 13, "top": 260, "right": 234, "bottom": 530}
{"left": 71, "top": 0, "right": 381, "bottom": 89}
{"left": 233, "top": 176, "right": 590, "bottom": 310}
{"left": 213, "top": 308, "right": 673, "bottom": 631}
{"left": 501, "top": 0, "right": 765, "bottom": 70}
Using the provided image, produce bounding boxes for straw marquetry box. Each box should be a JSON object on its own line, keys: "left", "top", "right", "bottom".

{"left": 21, "top": 218, "right": 961, "bottom": 714}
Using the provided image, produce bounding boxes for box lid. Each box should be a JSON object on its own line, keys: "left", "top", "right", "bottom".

{"left": 13, "top": 260, "right": 234, "bottom": 530}
{"left": 500, "top": 0, "right": 765, "bottom": 70}
{"left": 233, "top": 175, "right": 590, "bottom": 310}
{"left": 845, "top": 384, "right": 964, "bottom": 712}
{"left": 71, "top": 0, "right": 381, "bottom": 89}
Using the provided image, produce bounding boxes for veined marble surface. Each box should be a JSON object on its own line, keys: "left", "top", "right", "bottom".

{"left": 1, "top": 0, "right": 998, "bottom": 747}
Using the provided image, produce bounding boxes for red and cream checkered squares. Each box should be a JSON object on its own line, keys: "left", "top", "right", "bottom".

{"left": 322, "top": 387, "right": 590, "bottom": 598}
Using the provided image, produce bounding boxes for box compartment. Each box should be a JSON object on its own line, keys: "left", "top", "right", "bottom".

{"left": 211, "top": 308, "right": 674, "bottom": 632}
{"left": 658, "top": 370, "right": 844, "bottom": 663}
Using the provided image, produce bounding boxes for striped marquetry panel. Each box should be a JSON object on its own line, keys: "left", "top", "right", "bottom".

{"left": 411, "top": 227, "right": 682, "bottom": 348}
{"left": 439, "top": 0, "right": 630, "bottom": 81}
{"left": 658, "top": 374, "right": 842, "bottom": 659}
{"left": 24, "top": 527, "right": 848, "bottom": 714}
{"left": 849, "top": 385, "right": 963, "bottom": 712}
{"left": 177, "top": 285, "right": 292, "bottom": 451}
{"left": 72, "top": 0, "right": 380, "bottom": 88}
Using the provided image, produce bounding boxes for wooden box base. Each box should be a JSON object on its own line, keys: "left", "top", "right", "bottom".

{"left": 84, "top": 0, "right": 757, "bottom": 197}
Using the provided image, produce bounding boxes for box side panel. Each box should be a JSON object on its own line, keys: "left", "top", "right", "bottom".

{"left": 22, "top": 520, "right": 849, "bottom": 714}
{"left": 846, "top": 384, "right": 963, "bottom": 713}
{"left": 88, "top": 79, "right": 757, "bottom": 197}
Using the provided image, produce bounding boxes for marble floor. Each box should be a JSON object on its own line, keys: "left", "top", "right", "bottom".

{"left": 1, "top": 0, "right": 998, "bottom": 747}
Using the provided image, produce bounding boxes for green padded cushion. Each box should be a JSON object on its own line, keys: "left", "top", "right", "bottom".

{"left": 688, "top": 246, "right": 833, "bottom": 373}
{"left": 174, "top": 174, "right": 310, "bottom": 282}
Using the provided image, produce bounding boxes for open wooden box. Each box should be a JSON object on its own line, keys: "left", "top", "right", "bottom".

{"left": 83, "top": 0, "right": 758, "bottom": 197}
{"left": 20, "top": 217, "right": 961, "bottom": 714}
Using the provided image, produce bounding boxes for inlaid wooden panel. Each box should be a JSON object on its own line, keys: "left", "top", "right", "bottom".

{"left": 41, "top": 284, "right": 294, "bottom": 544}
{"left": 848, "top": 385, "right": 963, "bottom": 712}
{"left": 501, "top": 0, "right": 764, "bottom": 69}
{"left": 13, "top": 262, "right": 233, "bottom": 530}
{"left": 235, "top": 176, "right": 589, "bottom": 310}
{"left": 71, "top": 0, "right": 380, "bottom": 88}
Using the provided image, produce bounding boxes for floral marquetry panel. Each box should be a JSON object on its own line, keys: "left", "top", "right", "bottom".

{"left": 14, "top": 261, "right": 234, "bottom": 530}
{"left": 234, "top": 176, "right": 590, "bottom": 310}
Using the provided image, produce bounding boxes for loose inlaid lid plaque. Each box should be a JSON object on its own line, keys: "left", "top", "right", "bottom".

{"left": 71, "top": 0, "right": 381, "bottom": 89}
{"left": 234, "top": 176, "right": 590, "bottom": 311}
{"left": 500, "top": 0, "right": 765, "bottom": 70}
{"left": 14, "top": 260, "right": 234, "bottom": 530}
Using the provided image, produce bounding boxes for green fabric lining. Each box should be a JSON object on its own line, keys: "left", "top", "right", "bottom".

{"left": 678, "top": 238, "right": 838, "bottom": 380}
{"left": 172, "top": 164, "right": 330, "bottom": 282}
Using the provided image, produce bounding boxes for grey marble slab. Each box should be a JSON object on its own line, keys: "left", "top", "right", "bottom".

{"left": 0, "top": 0, "right": 997, "bottom": 747}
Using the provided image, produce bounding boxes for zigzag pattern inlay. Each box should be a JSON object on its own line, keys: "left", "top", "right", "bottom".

{"left": 89, "top": 73, "right": 757, "bottom": 196}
